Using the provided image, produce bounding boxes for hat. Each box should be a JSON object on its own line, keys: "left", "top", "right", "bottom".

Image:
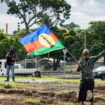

{"left": 82, "top": 49, "right": 89, "bottom": 54}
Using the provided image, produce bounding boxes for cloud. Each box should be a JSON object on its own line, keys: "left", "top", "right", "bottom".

{"left": 0, "top": 3, "right": 19, "bottom": 34}
{"left": 0, "top": 14, "right": 20, "bottom": 34}
{"left": 0, "top": 3, "right": 24, "bottom": 34}
{"left": 0, "top": 0, "right": 105, "bottom": 34}
{"left": 65, "top": 0, "right": 105, "bottom": 28}
{"left": 0, "top": 3, "right": 8, "bottom": 14}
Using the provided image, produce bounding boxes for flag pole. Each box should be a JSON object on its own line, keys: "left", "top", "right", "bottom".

{"left": 65, "top": 48, "right": 85, "bottom": 71}
{"left": 62, "top": 49, "right": 67, "bottom": 77}
{"left": 65, "top": 48, "right": 78, "bottom": 64}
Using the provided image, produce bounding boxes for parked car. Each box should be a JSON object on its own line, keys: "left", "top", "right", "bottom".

{"left": 0, "top": 59, "right": 41, "bottom": 77}
{"left": 93, "top": 66, "right": 105, "bottom": 80}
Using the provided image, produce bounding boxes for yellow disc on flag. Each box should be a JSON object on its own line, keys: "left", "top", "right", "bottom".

{"left": 38, "top": 33, "right": 56, "bottom": 48}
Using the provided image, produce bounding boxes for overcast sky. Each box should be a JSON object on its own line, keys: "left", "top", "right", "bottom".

{"left": 0, "top": 0, "right": 105, "bottom": 34}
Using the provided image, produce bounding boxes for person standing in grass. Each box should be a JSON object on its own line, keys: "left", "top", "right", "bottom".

{"left": 5, "top": 46, "right": 17, "bottom": 82}
{"left": 77, "top": 49, "right": 105, "bottom": 105}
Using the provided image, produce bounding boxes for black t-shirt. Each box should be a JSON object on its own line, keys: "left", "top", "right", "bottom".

{"left": 6, "top": 56, "right": 13, "bottom": 65}
{"left": 6, "top": 51, "right": 17, "bottom": 65}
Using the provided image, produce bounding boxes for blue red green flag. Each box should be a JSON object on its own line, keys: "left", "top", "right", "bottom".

{"left": 19, "top": 25, "right": 65, "bottom": 56}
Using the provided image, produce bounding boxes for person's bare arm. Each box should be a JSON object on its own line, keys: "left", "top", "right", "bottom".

{"left": 6, "top": 52, "right": 10, "bottom": 58}
{"left": 91, "top": 50, "right": 105, "bottom": 62}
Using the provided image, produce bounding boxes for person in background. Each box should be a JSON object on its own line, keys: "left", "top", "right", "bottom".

{"left": 77, "top": 49, "right": 105, "bottom": 105}
{"left": 5, "top": 46, "right": 17, "bottom": 82}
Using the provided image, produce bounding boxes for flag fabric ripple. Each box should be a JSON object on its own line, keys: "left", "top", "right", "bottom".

{"left": 19, "top": 25, "right": 65, "bottom": 56}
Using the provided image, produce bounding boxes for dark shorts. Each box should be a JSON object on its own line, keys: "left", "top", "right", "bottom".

{"left": 78, "top": 79, "right": 94, "bottom": 102}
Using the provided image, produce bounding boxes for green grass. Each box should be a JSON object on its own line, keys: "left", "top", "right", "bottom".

{"left": 23, "top": 98, "right": 41, "bottom": 104}
{"left": 95, "top": 80, "right": 105, "bottom": 84}
{"left": 55, "top": 102, "right": 78, "bottom": 105}
{"left": 0, "top": 76, "right": 80, "bottom": 82}
{"left": 0, "top": 76, "right": 105, "bottom": 86}
{"left": 0, "top": 81, "right": 25, "bottom": 89}
{"left": 22, "top": 98, "right": 79, "bottom": 105}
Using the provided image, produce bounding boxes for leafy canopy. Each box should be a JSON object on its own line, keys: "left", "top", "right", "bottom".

{"left": 1, "top": 0, "right": 71, "bottom": 33}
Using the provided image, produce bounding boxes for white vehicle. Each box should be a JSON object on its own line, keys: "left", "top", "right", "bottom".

{"left": 0, "top": 59, "right": 41, "bottom": 77}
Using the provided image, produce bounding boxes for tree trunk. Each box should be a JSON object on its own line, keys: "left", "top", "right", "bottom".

{"left": 53, "top": 57, "right": 60, "bottom": 71}
{"left": 25, "top": 23, "right": 30, "bottom": 34}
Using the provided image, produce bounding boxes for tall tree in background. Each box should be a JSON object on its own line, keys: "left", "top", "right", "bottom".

{"left": 1, "top": 0, "right": 71, "bottom": 34}
{"left": 0, "top": 29, "right": 26, "bottom": 60}
{"left": 62, "top": 22, "right": 80, "bottom": 30}
{"left": 87, "top": 21, "right": 105, "bottom": 65}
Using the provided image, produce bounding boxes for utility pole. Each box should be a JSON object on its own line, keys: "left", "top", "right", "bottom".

{"left": 63, "top": 49, "right": 67, "bottom": 71}
{"left": 84, "top": 32, "right": 87, "bottom": 49}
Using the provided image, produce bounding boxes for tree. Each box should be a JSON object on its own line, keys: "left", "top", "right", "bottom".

{"left": 1, "top": 0, "right": 71, "bottom": 34}
{"left": 49, "top": 26, "right": 83, "bottom": 65}
{"left": 0, "top": 30, "right": 7, "bottom": 40}
{"left": 86, "top": 21, "right": 105, "bottom": 65}
{"left": 14, "top": 28, "right": 36, "bottom": 37}
{"left": 63, "top": 29, "right": 84, "bottom": 60}
{"left": 13, "top": 37, "right": 27, "bottom": 60}
{"left": 0, "top": 30, "right": 26, "bottom": 60}
{"left": 62, "top": 22, "right": 80, "bottom": 30}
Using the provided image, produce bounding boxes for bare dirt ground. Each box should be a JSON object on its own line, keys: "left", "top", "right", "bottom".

{"left": 0, "top": 79, "right": 105, "bottom": 105}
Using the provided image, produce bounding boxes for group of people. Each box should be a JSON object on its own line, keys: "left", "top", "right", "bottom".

{"left": 4, "top": 46, "right": 105, "bottom": 105}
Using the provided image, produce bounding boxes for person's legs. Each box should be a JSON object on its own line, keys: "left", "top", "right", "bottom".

{"left": 91, "top": 101, "right": 93, "bottom": 105}
{"left": 6, "top": 65, "right": 11, "bottom": 81}
{"left": 90, "top": 90, "right": 94, "bottom": 105}
{"left": 11, "top": 65, "right": 15, "bottom": 82}
{"left": 87, "top": 79, "right": 94, "bottom": 105}
{"left": 81, "top": 101, "right": 85, "bottom": 105}
{"left": 78, "top": 80, "right": 87, "bottom": 104}
{"left": 78, "top": 88, "right": 87, "bottom": 101}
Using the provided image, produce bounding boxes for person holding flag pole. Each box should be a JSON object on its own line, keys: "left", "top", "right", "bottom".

{"left": 76, "top": 31, "right": 105, "bottom": 105}
{"left": 77, "top": 49, "right": 105, "bottom": 105}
